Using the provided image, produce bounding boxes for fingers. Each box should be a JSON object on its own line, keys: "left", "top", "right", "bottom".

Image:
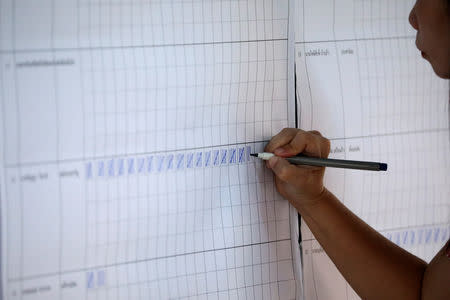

{"left": 265, "top": 128, "right": 330, "bottom": 159}
{"left": 267, "top": 156, "right": 304, "bottom": 185}
{"left": 274, "top": 130, "right": 313, "bottom": 157}
{"left": 308, "top": 130, "right": 330, "bottom": 158}
{"left": 309, "top": 130, "right": 322, "bottom": 137}
{"left": 265, "top": 128, "right": 298, "bottom": 153}
{"left": 314, "top": 131, "right": 330, "bottom": 158}
{"left": 276, "top": 130, "right": 329, "bottom": 158}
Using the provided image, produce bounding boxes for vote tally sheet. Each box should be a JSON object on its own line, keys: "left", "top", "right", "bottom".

{"left": 295, "top": 1, "right": 449, "bottom": 299}
{"left": 0, "top": 1, "right": 300, "bottom": 299}
{"left": 0, "top": 1, "right": 449, "bottom": 300}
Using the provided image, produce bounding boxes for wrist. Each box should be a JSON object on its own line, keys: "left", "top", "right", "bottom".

{"left": 295, "top": 187, "right": 331, "bottom": 215}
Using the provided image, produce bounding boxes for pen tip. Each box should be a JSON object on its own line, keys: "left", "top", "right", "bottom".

{"left": 380, "top": 163, "right": 388, "bottom": 171}
{"left": 250, "top": 153, "right": 258, "bottom": 157}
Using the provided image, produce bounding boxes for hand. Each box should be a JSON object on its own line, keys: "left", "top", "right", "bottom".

{"left": 265, "top": 128, "right": 331, "bottom": 209}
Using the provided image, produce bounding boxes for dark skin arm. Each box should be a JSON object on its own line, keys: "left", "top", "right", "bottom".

{"left": 265, "top": 128, "right": 449, "bottom": 300}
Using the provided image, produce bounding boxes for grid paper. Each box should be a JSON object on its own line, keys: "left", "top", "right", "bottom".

{"left": 0, "top": 0, "right": 297, "bottom": 299}
{"left": 295, "top": 0, "right": 450, "bottom": 299}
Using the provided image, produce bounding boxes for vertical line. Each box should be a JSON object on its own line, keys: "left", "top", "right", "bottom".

{"left": 299, "top": 0, "right": 318, "bottom": 300}
{"left": 252, "top": 2, "right": 258, "bottom": 150}
{"left": 370, "top": 0, "right": 378, "bottom": 230}
{"left": 90, "top": 0, "right": 100, "bottom": 298}
{"left": 202, "top": 2, "right": 212, "bottom": 277}
{"left": 332, "top": 2, "right": 348, "bottom": 299}
{"left": 269, "top": 1, "right": 282, "bottom": 298}
{"left": 293, "top": 0, "right": 303, "bottom": 271}
{"left": 112, "top": 1, "right": 122, "bottom": 297}
{"left": 151, "top": 2, "right": 161, "bottom": 298}
{"left": 378, "top": 1, "right": 387, "bottom": 231}
{"left": 0, "top": 1, "right": 6, "bottom": 296}
{"left": 412, "top": 0, "right": 420, "bottom": 230}
{"left": 225, "top": 0, "right": 239, "bottom": 293}
{"left": 380, "top": 0, "right": 389, "bottom": 231}
{"left": 403, "top": 0, "right": 413, "bottom": 231}
{"left": 105, "top": 0, "right": 114, "bottom": 297}
{"left": 249, "top": 8, "right": 259, "bottom": 263}
{"left": 114, "top": 0, "right": 123, "bottom": 297}
{"left": 302, "top": 0, "right": 313, "bottom": 130}
{"left": 159, "top": 1, "right": 169, "bottom": 297}
{"left": 208, "top": 4, "right": 218, "bottom": 290}
{"left": 232, "top": 2, "right": 243, "bottom": 299}
{"left": 359, "top": 0, "right": 369, "bottom": 228}
{"left": 177, "top": 0, "right": 185, "bottom": 297}
{"left": 213, "top": 1, "right": 225, "bottom": 298}
{"left": 260, "top": 0, "right": 268, "bottom": 293}
{"left": 98, "top": 3, "right": 108, "bottom": 297}
{"left": 11, "top": 0, "right": 24, "bottom": 298}
{"left": 249, "top": 1, "right": 262, "bottom": 298}
{"left": 309, "top": 241, "right": 318, "bottom": 300}
{"left": 395, "top": 0, "right": 406, "bottom": 232}
{"left": 235, "top": 1, "right": 246, "bottom": 297}
{"left": 287, "top": 0, "right": 294, "bottom": 119}
{"left": 196, "top": 1, "right": 207, "bottom": 298}
{"left": 145, "top": 0, "right": 155, "bottom": 297}
{"left": 50, "top": 0, "right": 63, "bottom": 298}
{"left": 302, "top": 0, "right": 318, "bottom": 296}
{"left": 332, "top": 1, "right": 347, "bottom": 179}
{"left": 0, "top": 1, "right": 9, "bottom": 296}
{"left": 185, "top": 8, "right": 196, "bottom": 295}
{"left": 130, "top": 0, "right": 140, "bottom": 297}
{"left": 87, "top": 1, "right": 98, "bottom": 283}
{"left": 86, "top": 0, "right": 95, "bottom": 285}
{"left": 121, "top": 0, "right": 130, "bottom": 297}
{"left": 423, "top": 5, "right": 432, "bottom": 237}
{"left": 140, "top": 0, "right": 150, "bottom": 298}
{"left": 105, "top": 0, "right": 115, "bottom": 297}
{"left": 78, "top": 0, "right": 90, "bottom": 299}
{"left": 215, "top": 0, "right": 223, "bottom": 261}
{"left": 98, "top": 3, "right": 108, "bottom": 294}
{"left": 386, "top": 1, "right": 397, "bottom": 231}
{"left": 212, "top": 1, "right": 224, "bottom": 297}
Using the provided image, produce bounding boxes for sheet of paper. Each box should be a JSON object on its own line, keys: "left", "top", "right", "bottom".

{"left": 0, "top": 1, "right": 300, "bottom": 299}
{"left": 295, "top": 0, "right": 450, "bottom": 299}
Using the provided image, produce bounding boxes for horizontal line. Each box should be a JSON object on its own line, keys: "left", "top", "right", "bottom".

{"left": 328, "top": 128, "right": 448, "bottom": 141}
{"left": 300, "top": 222, "right": 450, "bottom": 243}
{"left": 5, "top": 128, "right": 449, "bottom": 168}
{"left": 115, "top": 279, "right": 296, "bottom": 298}
{"left": 4, "top": 140, "right": 270, "bottom": 168}
{"left": 8, "top": 238, "right": 291, "bottom": 283}
{"left": 295, "top": 35, "right": 415, "bottom": 44}
{"left": 378, "top": 222, "right": 450, "bottom": 234}
{"left": 0, "top": 38, "right": 288, "bottom": 54}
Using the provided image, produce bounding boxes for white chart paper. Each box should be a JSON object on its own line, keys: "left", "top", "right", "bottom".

{"left": 0, "top": 1, "right": 298, "bottom": 299}
{"left": 295, "top": 0, "right": 450, "bottom": 299}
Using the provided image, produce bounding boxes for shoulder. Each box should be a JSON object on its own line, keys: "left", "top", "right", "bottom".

{"left": 421, "top": 239, "right": 450, "bottom": 300}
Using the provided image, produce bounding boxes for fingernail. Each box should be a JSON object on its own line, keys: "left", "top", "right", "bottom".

{"left": 267, "top": 156, "right": 277, "bottom": 169}
{"left": 274, "top": 147, "right": 286, "bottom": 155}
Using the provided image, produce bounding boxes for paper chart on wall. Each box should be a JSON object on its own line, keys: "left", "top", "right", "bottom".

{"left": 295, "top": 0, "right": 450, "bottom": 299}
{"left": 0, "top": 1, "right": 300, "bottom": 299}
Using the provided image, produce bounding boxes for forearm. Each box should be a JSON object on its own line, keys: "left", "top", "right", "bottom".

{"left": 296, "top": 189, "right": 427, "bottom": 300}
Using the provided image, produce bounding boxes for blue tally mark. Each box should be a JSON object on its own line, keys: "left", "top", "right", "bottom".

{"left": 384, "top": 225, "right": 449, "bottom": 248}
{"left": 85, "top": 145, "right": 254, "bottom": 179}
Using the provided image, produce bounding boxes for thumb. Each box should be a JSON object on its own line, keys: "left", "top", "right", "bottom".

{"left": 267, "top": 156, "right": 300, "bottom": 184}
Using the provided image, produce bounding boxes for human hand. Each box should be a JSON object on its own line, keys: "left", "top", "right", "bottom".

{"left": 265, "top": 128, "right": 331, "bottom": 209}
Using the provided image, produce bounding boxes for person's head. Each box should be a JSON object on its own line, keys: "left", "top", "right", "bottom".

{"left": 409, "top": 0, "right": 450, "bottom": 78}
